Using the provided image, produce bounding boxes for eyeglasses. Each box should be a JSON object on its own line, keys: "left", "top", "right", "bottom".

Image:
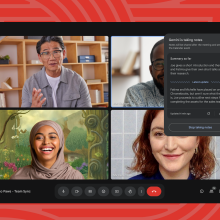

{"left": 151, "top": 59, "right": 164, "bottom": 71}
{"left": 40, "top": 50, "right": 62, "bottom": 60}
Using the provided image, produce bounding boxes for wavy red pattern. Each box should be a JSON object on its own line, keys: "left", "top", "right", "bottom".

{"left": 60, "top": 1, "right": 87, "bottom": 22}
{"left": 75, "top": 1, "right": 102, "bottom": 22}
{"left": 1, "top": 0, "right": 220, "bottom": 22}
{"left": 0, "top": 209, "right": 54, "bottom": 220}
{"left": 35, "top": 0, "right": 71, "bottom": 22}
{"left": 0, "top": 0, "right": 30, "bottom": 4}
{"left": 137, "top": 20, "right": 209, "bottom": 22}
{"left": 94, "top": 0, "right": 117, "bottom": 22}
{"left": 1, "top": 0, "right": 220, "bottom": 219}
{"left": 0, "top": 204, "right": 219, "bottom": 219}
{"left": 43, "top": 208, "right": 167, "bottom": 217}
{"left": 131, "top": 8, "right": 220, "bottom": 22}
{"left": 181, "top": 0, "right": 220, "bottom": 3}
{"left": 111, "top": 1, "right": 131, "bottom": 22}
{"left": 126, "top": 0, "right": 171, "bottom": 3}
{"left": 187, "top": 204, "right": 217, "bottom": 220}
{"left": 0, "top": 8, "right": 49, "bottom": 17}
{"left": 209, "top": 207, "right": 220, "bottom": 220}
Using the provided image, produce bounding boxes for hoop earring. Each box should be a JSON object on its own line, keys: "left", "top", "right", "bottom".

{"left": 195, "top": 147, "right": 198, "bottom": 154}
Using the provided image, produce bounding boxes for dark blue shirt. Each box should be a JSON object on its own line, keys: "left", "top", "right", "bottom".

{"left": 129, "top": 170, "right": 194, "bottom": 180}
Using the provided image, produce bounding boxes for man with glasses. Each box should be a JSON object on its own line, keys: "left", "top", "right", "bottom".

{"left": 124, "top": 39, "right": 164, "bottom": 107}
{"left": 21, "top": 36, "right": 92, "bottom": 107}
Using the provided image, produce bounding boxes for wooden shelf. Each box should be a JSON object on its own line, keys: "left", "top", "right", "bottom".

{"left": 76, "top": 41, "right": 106, "bottom": 46}
{"left": 0, "top": 36, "right": 8, "bottom": 43}
{"left": 112, "top": 73, "right": 138, "bottom": 76}
{"left": 26, "top": 64, "right": 43, "bottom": 66}
{"left": 25, "top": 62, "right": 108, "bottom": 66}
{"left": 0, "top": 64, "right": 23, "bottom": 67}
{"left": 92, "top": 102, "right": 108, "bottom": 106}
{"left": 0, "top": 87, "right": 22, "bottom": 92}
{"left": 112, "top": 69, "right": 140, "bottom": 76}
{"left": 101, "top": 42, "right": 108, "bottom": 46}
{"left": 1, "top": 38, "right": 108, "bottom": 45}
{"left": 87, "top": 82, "right": 108, "bottom": 85}
{"left": 82, "top": 62, "right": 108, "bottom": 65}
{"left": 0, "top": 36, "right": 109, "bottom": 107}
{"left": 26, "top": 63, "right": 79, "bottom": 66}
{"left": 0, "top": 39, "right": 23, "bottom": 45}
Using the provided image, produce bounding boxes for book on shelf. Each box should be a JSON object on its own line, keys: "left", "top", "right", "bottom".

{"left": 104, "top": 91, "right": 108, "bottom": 102}
{"left": 83, "top": 36, "right": 95, "bottom": 41}
{"left": 63, "top": 57, "right": 68, "bottom": 63}
{"left": 120, "top": 51, "right": 138, "bottom": 75}
{"left": 0, "top": 93, "right": 6, "bottom": 107}
{"left": 27, "top": 60, "right": 42, "bottom": 64}
{"left": 78, "top": 55, "right": 95, "bottom": 63}
{"left": 24, "top": 36, "right": 43, "bottom": 39}
{"left": 89, "top": 90, "right": 101, "bottom": 103}
{"left": 86, "top": 79, "right": 101, "bottom": 83}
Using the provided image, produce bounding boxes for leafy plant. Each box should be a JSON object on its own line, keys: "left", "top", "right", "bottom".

{"left": 65, "top": 127, "right": 88, "bottom": 151}
{"left": 71, "top": 159, "right": 88, "bottom": 176}
{"left": 80, "top": 165, "right": 88, "bottom": 174}
{"left": 0, "top": 55, "right": 10, "bottom": 60}
{"left": 71, "top": 158, "right": 84, "bottom": 168}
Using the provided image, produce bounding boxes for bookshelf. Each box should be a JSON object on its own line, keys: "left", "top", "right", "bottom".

{"left": 0, "top": 36, "right": 109, "bottom": 107}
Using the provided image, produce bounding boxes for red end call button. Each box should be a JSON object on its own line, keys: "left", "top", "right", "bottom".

{"left": 147, "top": 187, "right": 161, "bottom": 197}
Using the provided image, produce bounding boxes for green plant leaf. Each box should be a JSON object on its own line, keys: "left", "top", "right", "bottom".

{"left": 4, "top": 55, "right": 10, "bottom": 60}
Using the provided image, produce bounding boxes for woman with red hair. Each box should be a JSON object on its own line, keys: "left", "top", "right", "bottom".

{"left": 129, "top": 110, "right": 216, "bottom": 180}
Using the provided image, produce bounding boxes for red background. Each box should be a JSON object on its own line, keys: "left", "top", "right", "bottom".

{"left": 0, "top": 0, "right": 219, "bottom": 22}
{"left": 1, "top": 0, "right": 219, "bottom": 219}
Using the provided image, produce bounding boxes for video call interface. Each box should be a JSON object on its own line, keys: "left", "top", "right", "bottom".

{"left": 1, "top": 22, "right": 220, "bottom": 203}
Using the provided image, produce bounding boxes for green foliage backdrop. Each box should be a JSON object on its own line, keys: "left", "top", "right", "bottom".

{"left": 18, "top": 131, "right": 30, "bottom": 147}
{"left": 65, "top": 127, "right": 88, "bottom": 151}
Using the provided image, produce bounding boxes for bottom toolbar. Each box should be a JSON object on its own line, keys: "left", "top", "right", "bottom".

{"left": 55, "top": 184, "right": 164, "bottom": 199}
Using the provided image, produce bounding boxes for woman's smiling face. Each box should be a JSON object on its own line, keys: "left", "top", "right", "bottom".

{"left": 149, "top": 111, "right": 199, "bottom": 178}
{"left": 33, "top": 125, "right": 60, "bottom": 166}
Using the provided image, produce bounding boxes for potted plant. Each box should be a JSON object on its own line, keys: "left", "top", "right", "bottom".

{"left": 0, "top": 55, "right": 10, "bottom": 64}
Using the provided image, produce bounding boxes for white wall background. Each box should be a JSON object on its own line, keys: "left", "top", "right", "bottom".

{"left": 111, "top": 110, "right": 218, "bottom": 180}
{"left": 140, "top": 36, "right": 164, "bottom": 82}
{"left": 111, "top": 36, "right": 164, "bottom": 107}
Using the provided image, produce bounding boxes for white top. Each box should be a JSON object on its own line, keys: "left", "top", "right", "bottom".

{"left": 45, "top": 72, "right": 60, "bottom": 107}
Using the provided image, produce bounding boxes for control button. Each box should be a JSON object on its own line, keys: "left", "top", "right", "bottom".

{"left": 209, "top": 186, "right": 217, "bottom": 193}
{"left": 125, "top": 187, "right": 136, "bottom": 197}
{"left": 98, "top": 187, "right": 109, "bottom": 197}
{"left": 85, "top": 187, "right": 96, "bottom": 197}
{"left": 58, "top": 186, "right": 69, "bottom": 197}
{"left": 168, "top": 123, "right": 220, "bottom": 132}
{"left": 138, "top": 187, "right": 145, "bottom": 196}
{"left": 111, "top": 187, "right": 123, "bottom": 197}
{"left": 200, "top": 189, "right": 204, "bottom": 193}
{"left": 71, "top": 187, "right": 83, "bottom": 197}
{"left": 147, "top": 187, "right": 161, "bottom": 197}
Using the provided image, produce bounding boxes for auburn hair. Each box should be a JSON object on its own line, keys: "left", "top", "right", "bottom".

{"left": 129, "top": 110, "right": 216, "bottom": 179}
